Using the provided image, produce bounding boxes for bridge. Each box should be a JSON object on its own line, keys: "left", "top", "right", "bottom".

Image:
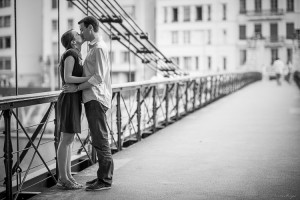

{"left": 1, "top": 73, "right": 300, "bottom": 200}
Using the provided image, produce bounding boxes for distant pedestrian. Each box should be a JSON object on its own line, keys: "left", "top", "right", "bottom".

{"left": 273, "top": 57, "right": 285, "bottom": 86}
{"left": 285, "top": 61, "right": 293, "bottom": 84}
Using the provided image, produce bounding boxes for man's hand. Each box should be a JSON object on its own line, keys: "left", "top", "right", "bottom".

{"left": 62, "top": 84, "right": 77, "bottom": 93}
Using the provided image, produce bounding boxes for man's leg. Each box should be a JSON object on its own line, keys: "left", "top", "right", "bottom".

{"left": 85, "top": 100, "right": 114, "bottom": 186}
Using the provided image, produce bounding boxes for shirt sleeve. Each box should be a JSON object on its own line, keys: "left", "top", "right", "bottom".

{"left": 88, "top": 48, "right": 105, "bottom": 86}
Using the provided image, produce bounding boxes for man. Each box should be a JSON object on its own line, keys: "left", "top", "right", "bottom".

{"left": 273, "top": 57, "right": 284, "bottom": 86}
{"left": 63, "top": 16, "right": 113, "bottom": 191}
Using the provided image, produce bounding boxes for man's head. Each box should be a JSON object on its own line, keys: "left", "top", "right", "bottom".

{"left": 78, "top": 16, "right": 100, "bottom": 42}
{"left": 61, "top": 29, "right": 83, "bottom": 50}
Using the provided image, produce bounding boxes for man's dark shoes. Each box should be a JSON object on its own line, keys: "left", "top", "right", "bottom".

{"left": 86, "top": 178, "right": 98, "bottom": 187}
{"left": 85, "top": 181, "right": 111, "bottom": 191}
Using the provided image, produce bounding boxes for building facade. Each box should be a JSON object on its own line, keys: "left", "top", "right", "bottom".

{"left": 156, "top": 0, "right": 300, "bottom": 74}
{"left": 0, "top": 0, "right": 86, "bottom": 90}
{"left": 0, "top": 0, "right": 14, "bottom": 87}
{"left": 0, "top": 0, "right": 158, "bottom": 91}
{"left": 238, "top": 0, "right": 300, "bottom": 73}
{"left": 156, "top": 0, "right": 239, "bottom": 74}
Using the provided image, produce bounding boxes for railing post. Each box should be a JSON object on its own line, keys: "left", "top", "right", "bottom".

{"left": 198, "top": 78, "right": 203, "bottom": 108}
{"left": 54, "top": 103, "right": 60, "bottom": 176}
{"left": 185, "top": 81, "right": 189, "bottom": 113}
{"left": 116, "top": 92, "right": 122, "bottom": 151}
{"left": 165, "top": 84, "right": 169, "bottom": 126}
{"left": 136, "top": 88, "right": 141, "bottom": 141}
{"left": 152, "top": 86, "right": 156, "bottom": 133}
{"left": 176, "top": 83, "right": 180, "bottom": 120}
{"left": 3, "top": 109, "right": 13, "bottom": 200}
{"left": 192, "top": 80, "right": 196, "bottom": 111}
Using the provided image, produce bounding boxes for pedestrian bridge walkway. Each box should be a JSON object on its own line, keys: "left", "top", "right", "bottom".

{"left": 32, "top": 79, "right": 300, "bottom": 200}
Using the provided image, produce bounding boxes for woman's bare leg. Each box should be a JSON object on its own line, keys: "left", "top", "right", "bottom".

{"left": 57, "top": 133, "right": 74, "bottom": 182}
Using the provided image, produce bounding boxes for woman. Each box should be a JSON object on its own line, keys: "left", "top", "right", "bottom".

{"left": 56, "top": 29, "right": 89, "bottom": 190}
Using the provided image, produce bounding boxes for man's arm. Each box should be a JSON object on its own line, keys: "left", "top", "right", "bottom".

{"left": 63, "top": 81, "right": 93, "bottom": 93}
{"left": 63, "top": 48, "right": 104, "bottom": 93}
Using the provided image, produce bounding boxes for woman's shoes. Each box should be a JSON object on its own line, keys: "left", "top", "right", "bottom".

{"left": 57, "top": 178, "right": 83, "bottom": 190}
{"left": 69, "top": 176, "right": 83, "bottom": 188}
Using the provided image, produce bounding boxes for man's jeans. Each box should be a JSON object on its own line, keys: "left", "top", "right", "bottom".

{"left": 84, "top": 100, "right": 114, "bottom": 186}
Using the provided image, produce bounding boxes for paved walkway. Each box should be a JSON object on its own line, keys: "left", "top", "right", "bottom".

{"left": 32, "top": 79, "right": 300, "bottom": 200}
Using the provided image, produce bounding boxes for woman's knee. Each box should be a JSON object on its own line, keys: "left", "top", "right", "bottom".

{"left": 60, "top": 133, "right": 75, "bottom": 145}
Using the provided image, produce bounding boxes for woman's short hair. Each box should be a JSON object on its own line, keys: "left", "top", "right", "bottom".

{"left": 78, "top": 16, "right": 99, "bottom": 32}
{"left": 61, "top": 30, "right": 74, "bottom": 50}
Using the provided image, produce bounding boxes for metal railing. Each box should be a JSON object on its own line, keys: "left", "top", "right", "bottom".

{"left": 0, "top": 72, "right": 262, "bottom": 199}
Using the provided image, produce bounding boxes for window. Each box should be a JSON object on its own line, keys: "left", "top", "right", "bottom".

{"left": 67, "top": 1, "right": 73, "bottom": 8}
{"left": 52, "top": 20, "right": 58, "bottom": 31}
{"left": 0, "top": 17, "right": 3, "bottom": 27}
{"left": 183, "top": 57, "right": 192, "bottom": 70}
{"left": 196, "top": 6, "right": 202, "bottom": 21}
{"left": 222, "top": 4, "right": 227, "bottom": 20}
{"left": 0, "top": 36, "right": 10, "bottom": 49}
{"left": 171, "top": 31, "right": 178, "bottom": 44}
{"left": 223, "top": 29, "right": 227, "bottom": 43}
{"left": 239, "top": 25, "right": 246, "bottom": 40}
{"left": 271, "top": 0, "right": 278, "bottom": 11}
{"left": 240, "top": 50, "right": 247, "bottom": 65}
{"left": 271, "top": 48, "right": 278, "bottom": 64}
{"left": 183, "top": 6, "right": 190, "bottom": 22}
{"left": 0, "top": 57, "right": 11, "bottom": 70}
{"left": 208, "top": 5, "right": 211, "bottom": 21}
{"left": 163, "top": 7, "right": 168, "bottom": 23}
{"left": 172, "top": 8, "right": 178, "bottom": 22}
{"left": 254, "top": 24, "right": 262, "bottom": 38}
{"left": 270, "top": 23, "right": 278, "bottom": 42}
{"left": 5, "top": 36, "right": 10, "bottom": 48}
{"left": 196, "top": 57, "right": 199, "bottom": 70}
{"left": 52, "top": 42, "right": 58, "bottom": 55}
{"left": 121, "top": 51, "right": 129, "bottom": 63}
{"left": 127, "top": 72, "right": 135, "bottom": 82}
{"left": 183, "top": 31, "right": 190, "bottom": 44}
{"left": 240, "top": 0, "right": 246, "bottom": 13}
{"left": 223, "top": 57, "right": 227, "bottom": 70}
{"left": 208, "top": 56, "right": 211, "bottom": 70}
{"left": 68, "top": 19, "right": 74, "bottom": 29}
{"left": 0, "top": 15, "right": 10, "bottom": 27}
{"left": 287, "top": 0, "right": 294, "bottom": 11}
{"left": 255, "top": 0, "right": 262, "bottom": 12}
{"left": 286, "top": 23, "right": 294, "bottom": 39}
{"left": 171, "top": 57, "right": 179, "bottom": 65}
{"left": 4, "top": 15, "right": 10, "bottom": 27}
{"left": 207, "top": 30, "right": 211, "bottom": 44}
{"left": 52, "top": 0, "right": 57, "bottom": 9}
{"left": 0, "top": 0, "right": 10, "bottom": 8}
{"left": 287, "top": 48, "right": 292, "bottom": 64}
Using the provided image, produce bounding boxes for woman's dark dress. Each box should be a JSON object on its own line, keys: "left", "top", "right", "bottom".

{"left": 57, "top": 49, "right": 83, "bottom": 133}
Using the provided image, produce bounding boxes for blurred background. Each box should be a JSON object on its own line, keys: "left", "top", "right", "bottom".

{"left": 0, "top": 0, "right": 299, "bottom": 97}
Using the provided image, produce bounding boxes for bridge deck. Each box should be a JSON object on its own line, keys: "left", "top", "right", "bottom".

{"left": 32, "top": 80, "right": 300, "bottom": 200}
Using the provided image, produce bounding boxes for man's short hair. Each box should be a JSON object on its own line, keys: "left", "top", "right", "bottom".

{"left": 78, "top": 16, "right": 99, "bottom": 32}
{"left": 61, "top": 29, "right": 74, "bottom": 50}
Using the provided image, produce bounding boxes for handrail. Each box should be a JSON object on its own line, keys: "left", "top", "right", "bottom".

{"left": 0, "top": 72, "right": 262, "bottom": 199}
{"left": 0, "top": 72, "right": 251, "bottom": 109}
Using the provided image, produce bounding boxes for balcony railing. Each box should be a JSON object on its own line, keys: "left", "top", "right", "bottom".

{"left": 0, "top": 72, "right": 262, "bottom": 199}
{"left": 240, "top": 9, "right": 285, "bottom": 16}
{"left": 265, "top": 36, "right": 285, "bottom": 47}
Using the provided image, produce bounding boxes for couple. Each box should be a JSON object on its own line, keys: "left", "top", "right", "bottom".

{"left": 56, "top": 16, "right": 114, "bottom": 191}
